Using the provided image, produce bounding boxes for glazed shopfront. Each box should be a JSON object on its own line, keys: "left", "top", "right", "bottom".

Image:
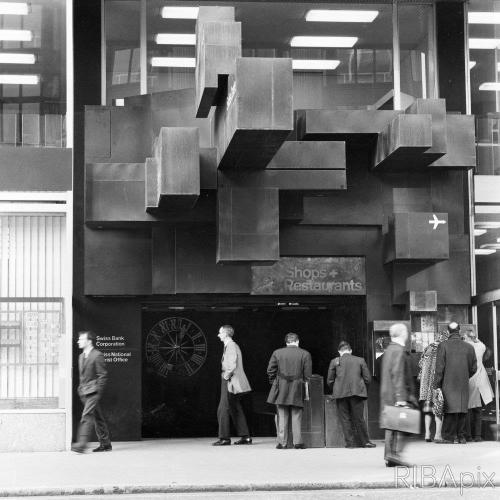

{"left": 73, "top": 0, "right": 476, "bottom": 442}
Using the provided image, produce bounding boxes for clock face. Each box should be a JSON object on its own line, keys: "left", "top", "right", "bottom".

{"left": 145, "top": 317, "right": 207, "bottom": 378}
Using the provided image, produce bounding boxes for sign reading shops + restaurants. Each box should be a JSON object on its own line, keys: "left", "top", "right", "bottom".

{"left": 251, "top": 257, "right": 366, "bottom": 295}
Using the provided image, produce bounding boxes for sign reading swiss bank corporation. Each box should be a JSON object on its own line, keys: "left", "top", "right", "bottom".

{"left": 251, "top": 257, "right": 366, "bottom": 295}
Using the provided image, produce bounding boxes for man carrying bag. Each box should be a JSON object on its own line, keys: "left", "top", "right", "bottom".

{"left": 380, "top": 323, "right": 418, "bottom": 467}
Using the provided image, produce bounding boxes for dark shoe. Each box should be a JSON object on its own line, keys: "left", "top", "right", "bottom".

{"left": 93, "top": 444, "right": 112, "bottom": 452}
{"left": 385, "top": 456, "right": 412, "bottom": 467}
{"left": 453, "top": 439, "right": 459, "bottom": 444}
{"left": 363, "top": 442, "right": 376, "bottom": 448}
{"left": 71, "top": 444, "right": 86, "bottom": 454}
{"left": 345, "top": 444, "right": 357, "bottom": 449}
{"left": 425, "top": 438, "right": 432, "bottom": 442}
{"left": 234, "top": 437, "right": 252, "bottom": 445}
{"left": 458, "top": 438, "right": 467, "bottom": 444}
{"left": 294, "top": 443, "right": 306, "bottom": 449}
{"left": 212, "top": 439, "right": 231, "bottom": 446}
{"left": 435, "top": 439, "right": 454, "bottom": 444}
{"left": 474, "top": 437, "right": 483, "bottom": 442}
{"left": 276, "top": 443, "right": 285, "bottom": 449}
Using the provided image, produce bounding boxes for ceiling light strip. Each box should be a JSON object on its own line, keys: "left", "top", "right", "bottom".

{"left": 0, "top": 53, "right": 35, "bottom": 64}
{"left": 468, "top": 12, "right": 500, "bottom": 24}
{"left": 292, "top": 59, "right": 340, "bottom": 71}
{"left": 0, "top": 29, "right": 32, "bottom": 41}
{"left": 0, "top": 2, "right": 29, "bottom": 15}
{"left": 306, "top": 10, "right": 378, "bottom": 23}
{"left": 155, "top": 33, "right": 196, "bottom": 45}
{"left": 291, "top": 36, "right": 357, "bottom": 48}
{"left": 151, "top": 57, "right": 195, "bottom": 68}
{"left": 0, "top": 74, "right": 39, "bottom": 84}
{"left": 161, "top": 7, "right": 199, "bottom": 19}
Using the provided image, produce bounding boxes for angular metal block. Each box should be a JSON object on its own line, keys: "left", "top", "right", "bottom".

{"left": 217, "top": 187, "right": 279, "bottom": 263}
{"left": 385, "top": 212, "right": 449, "bottom": 263}
{"left": 195, "top": 21, "right": 242, "bottom": 117}
{"left": 200, "top": 148, "right": 217, "bottom": 190}
{"left": 294, "top": 109, "right": 400, "bottom": 145}
{"left": 267, "top": 141, "right": 345, "bottom": 170}
{"left": 153, "top": 127, "right": 200, "bottom": 210}
{"left": 430, "top": 115, "right": 476, "bottom": 169}
{"left": 145, "top": 157, "right": 159, "bottom": 209}
{"left": 219, "top": 169, "right": 346, "bottom": 191}
{"left": 214, "top": 57, "right": 293, "bottom": 170}
{"left": 374, "top": 114, "right": 433, "bottom": 169}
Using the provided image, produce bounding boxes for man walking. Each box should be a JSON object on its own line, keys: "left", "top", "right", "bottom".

{"left": 213, "top": 325, "right": 252, "bottom": 446}
{"left": 72, "top": 330, "right": 111, "bottom": 453}
{"left": 327, "top": 341, "right": 375, "bottom": 448}
{"left": 434, "top": 322, "right": 477, "bottom": 444}
{"left": 267, "top": 332, "right": 312, "bottom": 449}
{"left": 380, "top": 323, "right": 416, "bottom": 467}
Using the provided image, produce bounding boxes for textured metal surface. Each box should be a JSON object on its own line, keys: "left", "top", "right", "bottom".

{"left": 217, "top": 187, "right": 279, "bottom": 263}
{"left": 151, "top": 226, "right": 176, "bottom": 294}
{"left": 267, "top": 141, "right": 346, "bottom": 170}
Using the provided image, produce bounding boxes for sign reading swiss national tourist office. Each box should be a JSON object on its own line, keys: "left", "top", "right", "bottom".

{"left": 251, "top": 257, "right": 366, "bottom": 295}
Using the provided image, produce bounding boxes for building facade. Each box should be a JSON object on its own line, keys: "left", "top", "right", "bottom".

{"left": 0, "top": 0, "right": 499, "bottom": 450}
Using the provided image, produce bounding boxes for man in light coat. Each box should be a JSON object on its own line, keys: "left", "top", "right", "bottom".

{"left": 213, "top": 325, "right": 252, "bottom": 446}
{"left": 434, "top": 322, "right": 477, "bottom": 444}
{"left": 267, "top": 332, "right": 312, "bottom": 449}
{"left": 327, "top": 341, "right": 375, "bottom": 448}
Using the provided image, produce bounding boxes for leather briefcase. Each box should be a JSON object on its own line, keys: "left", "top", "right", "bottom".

{"left": 381, "top": 405, "right": 421, "bottom": 434}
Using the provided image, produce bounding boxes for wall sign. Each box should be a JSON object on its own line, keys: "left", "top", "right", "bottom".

{"left": 145, "top": 317, "right": 208, "bottom": 378}
{"left": 251, "top": 257, "right": 366, "bottom": 295}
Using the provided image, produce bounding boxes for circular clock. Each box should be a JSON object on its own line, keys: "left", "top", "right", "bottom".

{"left": 145, "top": 317, "right": 207, "bottom": 378}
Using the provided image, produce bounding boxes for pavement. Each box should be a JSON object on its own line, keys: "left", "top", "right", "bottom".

{"left": 0, "top": 437, "right": 499, "bottom": 497}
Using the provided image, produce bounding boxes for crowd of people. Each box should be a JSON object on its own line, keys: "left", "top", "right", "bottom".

{"left": 71, "top": 322, "right": 494, "bottom": 469}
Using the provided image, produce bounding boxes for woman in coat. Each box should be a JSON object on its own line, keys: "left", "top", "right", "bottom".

{"left": 464, "top": 329, "right": 493, "bottom": 441}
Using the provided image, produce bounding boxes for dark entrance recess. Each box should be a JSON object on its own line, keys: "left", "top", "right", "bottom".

{"left": 141, "top": 297, "right": 365, "bottom": 438}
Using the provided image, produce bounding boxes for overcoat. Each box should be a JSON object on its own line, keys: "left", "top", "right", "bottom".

{"left": 434, "top": 333, "right": 477, "bottom": 413}
{"left": 468, "top": 340, "right": 493, "bottom": 408}
{"left": 327, "top": 353, "right": 371, "bottom": 399}
{"left": 379, "top": 342, "right": 416, "bottom": 411}
{"left": 266, "top": 345, "right": 312, "bottom": 407}
{"left": 221, "top": 339, "right": 252, "bottom": 395}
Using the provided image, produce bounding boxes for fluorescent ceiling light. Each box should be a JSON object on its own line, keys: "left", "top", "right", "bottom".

{"left": 469, "top": 61, "right": 476, "bottom": 70}
{"left": 306, "top": 10, "right": 378, "bottom": 23}
{"left": 155, "top": 33, "right": 196, "bottom": 45}
{"left": 474, "top": 229, "right": 487, "bottom": 236}
{"left": 291, "top": 36, "right": 357, "bottom": 48}
{"left": 161, "top": 6, "right": 199, "bottom": 19}
{"left": 0, "top": 2, "right": 29, "bottom": 15}
{"left": 0, "top": 53, "right": 35, "bottom": 64}
{"left": 476, "top": 222, "right": 500, "bottom": 229}
{"left": 475, "top": 248, "right": 496, "bottom": 255}
{"left": 481, "top": 243, "right": 500, "bottom": 249}
{"left": 0, "top": 29, "right": 32, "bottom": 41}
{"left": 0, "top": 74, "right": 38, "bottom": 84}
{"left": 114, "top": 98, "right": 125, "bottom": 107}
{"left": 479, "top": 82, "right": 500, "bottom": 91}
{"left": 469, "top": 12, "right": 500, "bottom": 24}
{"left": 475, "top": 205, "right": 500, "bottom": 213}
{"left": 151, "top": 57, "right": 195, "bottom": 68}
{"left": 469, "top": 38, "right": 500, "bottom": 49}
{"left": 292, "top": 59, "right": 340, "bottom": 71}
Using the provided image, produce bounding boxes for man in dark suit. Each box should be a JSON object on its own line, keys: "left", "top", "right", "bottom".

{"left": 380, "top": 323, "right": 416, "bottom": 467}
{"left": 434, "top": 322, "right": 477, "bottom": 444}
{"left": 72, "top": 330, "right": 111, "bottom": 453}
{"left": 327, "top": 341, "right": 375, "bottom": 448}
{"left": 267, "top": 332, "right": 312, "bottom": 449}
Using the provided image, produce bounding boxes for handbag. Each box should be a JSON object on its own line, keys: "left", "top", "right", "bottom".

{"left": 381, "top": 404, "right": 421, "bottom": 434}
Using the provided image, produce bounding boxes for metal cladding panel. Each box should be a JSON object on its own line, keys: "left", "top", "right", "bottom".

{"left": 151, "top": 226, "right": 176, "bottom": 294}
{"left": 154, "top": 127, "right": 200, "bottom": 209}
{"left": 200, "top": 148, "right": 218, "bottom": 189}
{"left": 85, "top": 107, "right": 111, "bottom": 159}
{"left": 267, "top": 141, "right": 346, "bottom": 170}
{"left": 374, "top": 114, "right": 433, "bottom": 169}
{"left": 145, "top": 158, "right": 159, "bottom": 209}
{"left": 386, "top": 211, "right": 450, "bottom": 262}
{"left": 217, "top": 187, "right": 279, "bottom": 263}
{"left": 84, "top": 227, "right": 152, "bottom": 295}
{"left": 406, "top": 98, "right": 447, "bottom": 155}
{"left": 295, "top": 109, "right": 400, "bottom": 140}
{"left": 219, "top": 169, "right": 346, "bottom": 191}
{"left": 430, "top": 115, "right": 476, "bottom": 168}
{"left": 198, "top": 5, "right": 235, "bottom": 22}
{"left": 195, "top": 21, "right": 241, "bottom": 117}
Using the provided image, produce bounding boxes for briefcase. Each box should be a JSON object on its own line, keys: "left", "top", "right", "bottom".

{"left": 381, "top": 405, "right": 421, "bottom": 434}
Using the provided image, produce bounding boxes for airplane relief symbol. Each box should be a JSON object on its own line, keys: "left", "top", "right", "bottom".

{"left": 428, "top": 214, "right": 446, "bottom": 230}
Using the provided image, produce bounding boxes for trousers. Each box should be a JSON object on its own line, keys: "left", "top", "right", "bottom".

{"left": 76, "top": 393, "right": 111, "bottom": 446}
{"left": 217, "top": 378, "right": 250, "bottom": 439}
{"left": 276, "top": 405, "right": 303, "bottom": 446}
{"left": 384, "top": 429, "right": 406, "bottom": 462}
{"left": 336, "top": 396, "right": 369, "bottom": 446}
{"left": 442, "top": 412, "right": 467, "bottom": 441}
{"left": 466, "top": 407, "right": 482, "bottom": 439}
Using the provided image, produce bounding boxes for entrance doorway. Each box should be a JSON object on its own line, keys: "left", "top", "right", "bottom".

{"left": 141, "top": 297, "right": 365, "bottom": 438}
